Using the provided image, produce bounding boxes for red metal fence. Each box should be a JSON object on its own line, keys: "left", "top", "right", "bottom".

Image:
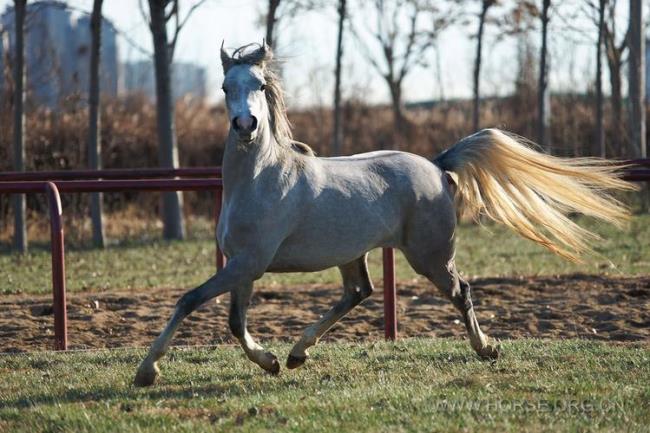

{"left": 1, "top": 161, "right": 649, "bottom": 351}
{"left": 0, "top": 176, "right": 224, "bottom": 350}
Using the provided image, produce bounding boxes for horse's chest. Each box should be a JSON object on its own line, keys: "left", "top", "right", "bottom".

{"left": 216, "top": 200, "right": 267, "bottom": 256}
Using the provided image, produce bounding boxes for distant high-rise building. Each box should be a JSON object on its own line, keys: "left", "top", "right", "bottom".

{"left": 645, "top": 38, "right": 650, "bottom": 102}
{"left": 0, "top": 1, "right": 206, "bottom": 108}
{"left": 173, "top": 62, "right": 207, "bottom": 101}
{"left": 121, "top": 61, "right": 155, "bottom": 100}
{"left": 122, "top": 60, "right": 207, "bottom": 102}
{"left": 0, "top": 0, "right": 119, "bottom": 108}
{"left": 74, "top": 14, "right": 119, "bottom": 99}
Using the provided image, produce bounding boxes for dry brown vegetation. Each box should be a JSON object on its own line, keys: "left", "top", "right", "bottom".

{"left": 0, "top": 91, "right": 644, "bottom": 230}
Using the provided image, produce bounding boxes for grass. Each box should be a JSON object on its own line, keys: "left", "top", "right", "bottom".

{"left": 0, "top": 339, "right": 648, "bottom": 432}
{"left": 1, "top": 214, "right": 649, "bottom": 295}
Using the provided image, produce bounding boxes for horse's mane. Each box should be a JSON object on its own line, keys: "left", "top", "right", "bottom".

{"left": 223, "top": 43, "right": 315, "bottom": 157}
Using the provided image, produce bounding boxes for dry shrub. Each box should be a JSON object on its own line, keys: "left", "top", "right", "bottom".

{"left": 0, "top": 92, "right": 643, "bottom": 237}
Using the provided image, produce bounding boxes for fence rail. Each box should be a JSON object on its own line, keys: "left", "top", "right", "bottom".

{"left": 0, "top": 167, "right": 222, "bottom": 181}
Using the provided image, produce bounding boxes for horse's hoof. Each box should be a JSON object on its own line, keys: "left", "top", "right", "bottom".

{"left": 477, "top": 344, "right": 500, "bottom": 361}
{"left": 286, "top": 354, "right": 307, "bottom": 369}
{"left": 133, "top": 362, "right": 159, "bottom": 387}
{"left": 263, "top": 353, "right": 281, "bottom": 376}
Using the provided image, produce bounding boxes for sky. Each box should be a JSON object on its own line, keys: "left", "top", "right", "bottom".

{"left": 0, "top": 0, "right": 635, "bottom": 108}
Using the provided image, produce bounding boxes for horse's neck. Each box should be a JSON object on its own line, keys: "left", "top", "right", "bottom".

{"left": 222, "top": 128, "right": 291, "bottom": 190}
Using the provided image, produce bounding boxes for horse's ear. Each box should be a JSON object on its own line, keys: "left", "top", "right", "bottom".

{"left": 220, "top": 40, "right": 232, "bottom": 71}
{"left": 260, "top": 39, "right": 273, "bottom": 62}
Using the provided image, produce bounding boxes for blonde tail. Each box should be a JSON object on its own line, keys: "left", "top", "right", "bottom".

{"left": 434, "top": 129, "right": 636, "bottom": 261}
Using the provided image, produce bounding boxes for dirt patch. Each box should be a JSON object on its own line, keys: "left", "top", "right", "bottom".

{"left": 1, "top": 274, "right": 649, "bottom": 352}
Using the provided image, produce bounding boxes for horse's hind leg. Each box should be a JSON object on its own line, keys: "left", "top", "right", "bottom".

{"left": 403, "top": 248, "right": 499, "bottom": 360}
{"left": 286, "top": 255, "right": 373, "bottom": 369}
{"left": 450, "top": 274, "right": 499, "bottom": 359}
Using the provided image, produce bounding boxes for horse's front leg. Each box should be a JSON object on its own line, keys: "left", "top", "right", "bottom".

{"left": 133, "top": 256, "right": 265, "bottom": 387}
{"left": 287, "top": 256, "right": 373, "bottom": 369}
{"left": 229, "top": 282, "right": 280, "bottom": 374}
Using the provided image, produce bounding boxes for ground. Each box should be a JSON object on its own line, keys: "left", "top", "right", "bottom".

{"left": 0, "top": 215, "right": 648, "bottom": 432}
{"left": 1, "top": 274, "right": 649, "bottom": 352}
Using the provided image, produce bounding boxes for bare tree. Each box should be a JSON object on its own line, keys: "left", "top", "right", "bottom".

{"left": 355, "top": 0, "right": 444, "bottom": 147}
{"left": 628, "top": 0, "right": 645, "bottom": 158}
{"left": 13, "top": 0, "right": 27, "bottom": 253}
{"left": 473, "top": 0, "right": 496, "bottom": 132}
{"left": 266, "top": 0, "right": 281, "bottom": 48}
{"left": 332, "top": 0, "right": 346, "bottom": 156}
{"left": 595, "top": 0, "right": 606, "bottom": 157}
{"left": 143, "top": 0, "right": 206, "bottom": 240}
{"left": 537, "top": 0, "right": 551, "bottom": 151}
{"left": 583, "top": 0, "right": 615, "bottom": 156}
{"left": 603, "top": 0, "right": 627, "bottom": 156}
{"left": 432, "top": 36, "right": 444, "bottom": 101}
{"left": 88, "top": 0, "right": 105, "bottom": 247}
{"left": 1, "top": 27, "right": 8, "bottom": 102}
{"left": 263, "top": 0, "right": 325, "bottom": 49}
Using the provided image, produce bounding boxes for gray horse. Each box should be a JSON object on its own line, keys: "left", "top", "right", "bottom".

{"left": 134, "top": 43, "right": 633, "bottom": 386}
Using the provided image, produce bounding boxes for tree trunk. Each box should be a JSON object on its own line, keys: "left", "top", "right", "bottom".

{"left": 628, "top": 0, "right": 646, "bottom": 158}
{"left": 388, "top": 80, "right": 405, "bottom": 149}
{"left": 331, "top": 0, "right": 346, "bottom": 156}
{"left": 88, "top": 0, "right": 105, "bottom": 248}
{"left": 473, "top": 1, "right": 490, "bottom": 132}
{"left": 434, "top": 38, "right": 445, "bottom": 101}
{"left": 12, "top": 0, "right": 27, "bottom": 253}
{"left": 149, "top": 0, "right": 185, "bottom": 240}
{"left": 603, "top": 3, "right": 626, "bottom": 157}
{"left": 266, "top": 0, "right": 281, "bottom": 48}
{"left": 595, "top": 0, "right": 606, "bottom": 157}
{"left": 1, "top": 31, "right": 8, "bottom": 104}
{"left": 537, "top": 0, "right": 551, "bottom": 152}
{"left": 607, "top": 52, "right": 623, "bottom": 156}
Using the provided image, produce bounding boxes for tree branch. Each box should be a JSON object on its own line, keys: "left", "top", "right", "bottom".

{"left": 397, "top": 2, "right": 420, "bottom": 82}
{"left": 139, "top": 0, "right": 151, "bottom": 29}
{"left": 178, "top": 0, "right": 209, "bottom": 31}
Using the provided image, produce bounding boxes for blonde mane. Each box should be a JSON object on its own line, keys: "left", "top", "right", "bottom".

{"left": 223, "top": 43, "right": 315, "bottom": 156}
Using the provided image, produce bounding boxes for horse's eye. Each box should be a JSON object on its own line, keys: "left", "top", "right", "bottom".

{"left": 260, "top": 84, "right": 266, "bottom": 92}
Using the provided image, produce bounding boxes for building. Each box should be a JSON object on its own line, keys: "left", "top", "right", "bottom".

{"left": 0, "top": 1, "right": 119, "bottom": 108}
{"left": 122, "top": 60, "right": 207, "bottom": 102}
{"left": 1, "top": 1, "right": 207, "bottom": 108}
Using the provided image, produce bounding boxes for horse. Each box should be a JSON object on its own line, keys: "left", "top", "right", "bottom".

{"left": 133, "top": 42, "right": 634, "bottom": 387}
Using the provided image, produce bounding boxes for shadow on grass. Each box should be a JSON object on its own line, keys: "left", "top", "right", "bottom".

{"left": 0, "top": 373, "right": 281, "bottom": 409}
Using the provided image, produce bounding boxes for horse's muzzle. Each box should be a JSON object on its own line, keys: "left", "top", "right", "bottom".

{"left": 232, "top": 115, "right": 258, "bottom": 135}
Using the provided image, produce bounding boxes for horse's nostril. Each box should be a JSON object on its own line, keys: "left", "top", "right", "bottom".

{"left": 250, "top": 116, "right": 258, "bottom": 131}
{"left": 232, "top": 117, "right": 240, "bottom": 131}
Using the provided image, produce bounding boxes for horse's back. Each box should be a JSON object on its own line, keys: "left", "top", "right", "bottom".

{"left": 267, "top": 150, "right": 454, "bottom": 272}
{"left": 315, "top": 150, "right": 449, "bottom": 202}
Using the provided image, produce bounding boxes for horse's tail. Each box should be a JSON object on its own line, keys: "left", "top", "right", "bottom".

{"left": 434, "top": 128, "right": 636, "bottom": 262}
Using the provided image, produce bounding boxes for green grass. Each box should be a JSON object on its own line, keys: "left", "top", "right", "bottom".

{"left": 1, "top": 214, "right": 649, "bottom": 295}
{"left": 0, "top": 339, "right": 648, "bottom": 432}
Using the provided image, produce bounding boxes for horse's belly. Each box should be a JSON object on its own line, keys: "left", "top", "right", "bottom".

{"left": 266, "top": 220, "right": 390, "bottom": 272}
{"left": 266, "top": 246, "right": 363, "bottom": 273}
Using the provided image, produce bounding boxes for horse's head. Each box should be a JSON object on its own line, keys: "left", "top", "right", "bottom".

{"left": 220, "top": 42, "right": 273, "bottom": 143}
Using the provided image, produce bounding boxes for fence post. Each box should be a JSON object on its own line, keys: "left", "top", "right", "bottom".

{"left": 382, "top": 247, "right": 397, "bottom": 340}
{"left": 46, "top": 182, "right": 67, "bottom": 350}
{"left": 215, "top": 187, "right": 226, "bottom": 270}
